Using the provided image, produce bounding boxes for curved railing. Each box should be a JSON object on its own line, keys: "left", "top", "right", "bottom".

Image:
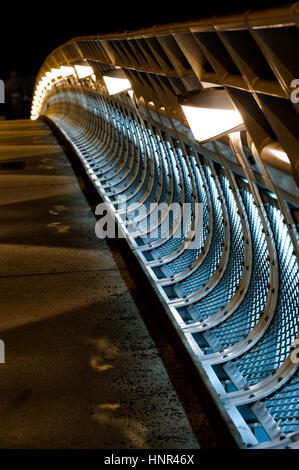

{"left": 31, "top": 4, "right": 299, "bottom": 449}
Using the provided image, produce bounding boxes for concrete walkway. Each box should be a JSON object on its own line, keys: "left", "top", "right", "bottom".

{"left": 0, "top": 119, "right": 216, "bottom": 449}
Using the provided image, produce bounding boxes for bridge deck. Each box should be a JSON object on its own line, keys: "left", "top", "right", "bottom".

{"left": 0, "top": 119, "right": 216, "bottom": 449}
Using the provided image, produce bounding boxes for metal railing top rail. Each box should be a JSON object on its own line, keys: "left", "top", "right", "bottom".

{"left": 35, "top": 3, "right": 298, "bottom": 74}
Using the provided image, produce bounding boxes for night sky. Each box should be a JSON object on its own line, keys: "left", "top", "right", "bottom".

{"left": 0, "top": 1, "right": 292, "bottom": 80}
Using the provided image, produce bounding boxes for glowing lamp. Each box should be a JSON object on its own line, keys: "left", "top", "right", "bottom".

{"left": 46, "top": 71, "right": 54, "bottom": 79}
{"left": 128, "top": 89, "right": 134, "bottom": 99}
{"left": 60, "top": 66, "right": 75, "bottom": 77}
{"left": 74, "top": 65, "right": 94, "bottom": 79}
{"left": 257, "top": 141, "right": 291, "bottom": 173}
{"left": 50, "top": 68, "right": 62, "bottom": 78}
{"left": 103, "top": 69, "right": 131, "bottom": 95}
{"left": 180, "top": 89, "right": 244, "bottom": 142}
{"left": 261, "top": 144, "right": 290, "bottom": 164}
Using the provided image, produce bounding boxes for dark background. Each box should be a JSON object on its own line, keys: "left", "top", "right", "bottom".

{"left": 0, "top": 0, "right": 293, "bottom": 117}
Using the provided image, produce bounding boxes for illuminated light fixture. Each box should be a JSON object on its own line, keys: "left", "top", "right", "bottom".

{"left": 36, "top": 84, "right": 46, "bottom": 92}
{"left": 103, "top": 69, "right": 131, "bottom": 95}
{"left": 261, "top": 143, "right": 290, "bottom": 165}
{"left": 40, "top": 77, "right": 51, "bottom": 89}
{"left": 128, "top": 89, "right": 134, "bottom": 99}
{"left": 74, "top": 64, "right": 94, "bottom": 79}
{"left": 41, "top": 75, "right": 51, "bottom": 83}
{"left": 270, "top": 149, "right": 290, "bottom": 164}
{"left": 50, "top": 68, "right": 62, "bottom": 78}
{"left": 60, "top": 66, "right": 75, "bottom": 77}
{"left": 256, "top": 141, "right": 291, "bottom": 173}
{"left": 180, "top": 88, "right": 244, "bottom": 142}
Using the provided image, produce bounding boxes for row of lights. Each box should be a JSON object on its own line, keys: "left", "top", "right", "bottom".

{"left": 31, "top": 65, "right": 95, "bottom": 120}
{"left": 31, "top": 66, "right": 165, "bottom": 121}
{"left": 30, "top": 65, "right": 291, "bottom": 165}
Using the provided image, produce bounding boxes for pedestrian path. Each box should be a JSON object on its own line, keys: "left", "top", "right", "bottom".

{"left": 0, "top": 119, "right": 216, "bottom": 449}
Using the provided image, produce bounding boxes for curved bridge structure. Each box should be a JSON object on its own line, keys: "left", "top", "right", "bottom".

{"left": 31, "top": 3, "right": 299, "bottom": 449}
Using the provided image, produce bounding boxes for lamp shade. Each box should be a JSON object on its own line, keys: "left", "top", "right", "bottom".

{"left": 180, "top": 88, "right": 244, "bottom": 142}
{"left": 103, "top": 69, "right": 131, "bottom": 95}
{"left": 74, "top": 65, "right": 94, "bottom": 79}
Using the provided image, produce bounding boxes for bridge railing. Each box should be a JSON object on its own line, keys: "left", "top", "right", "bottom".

{"left": 31, "top": 3, "right": 299, "bottom": 448}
